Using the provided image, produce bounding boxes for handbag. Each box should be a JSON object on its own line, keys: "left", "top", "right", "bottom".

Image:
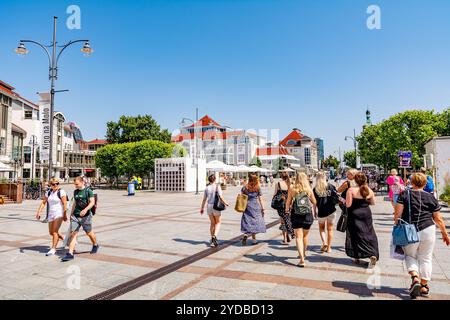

{"left": 336, "top": 207, "right": 348, "bottom": 232}
{"left": 271, "top": 182, "right": 286, "bottom": 210}
{"left": 235, "top": 193, "right": 248, "bottom": 213}
{"left": 392, "top": 190, "right": 420, "bottom": 246}
{"left": 213, "top": 184, "right": 226, "bottom": 211}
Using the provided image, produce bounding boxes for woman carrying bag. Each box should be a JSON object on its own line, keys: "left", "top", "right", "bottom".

{"left": 240, "top": 173, "right": 266, "bottom": 246}
{"left": 394, "top": 173, "right": 449, "bottom": 298}
{"left": 201, "top": 174, "right": 229, "bottom": 247}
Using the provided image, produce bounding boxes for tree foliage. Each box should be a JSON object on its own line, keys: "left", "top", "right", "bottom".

{"left": 343, "top": 151, "right": 356, "bottom": 168}
{"left": 357, "top": 109, "right": 448, "bottom": 170}
{"left": 322, "top": 155, "right": 340, "bottom": 169}
{"left": 95, "top": 140, "right": 186, "bottom": 178}
{"left": 106, "top": 115, "right": 172, "bottom": 144}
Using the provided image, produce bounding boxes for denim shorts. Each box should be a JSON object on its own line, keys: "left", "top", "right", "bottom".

{"left": 70, "top": 214, "right": 93, "bottom": 233}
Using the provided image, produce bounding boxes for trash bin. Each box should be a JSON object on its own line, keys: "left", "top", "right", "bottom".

{"left": 127, "top": 182, "right": 135, "bottom": 196}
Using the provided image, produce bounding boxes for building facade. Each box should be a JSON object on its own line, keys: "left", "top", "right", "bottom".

{"left": 172, "top": 115, "right": 266, "bottom": 166}
{"left": 280, "top": 129, "right": 319, "bottom": 171}
{"left": 3, "top": 79, "right": 106, "bottom": 181}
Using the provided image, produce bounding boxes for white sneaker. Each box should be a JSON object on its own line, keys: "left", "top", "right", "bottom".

{"left": 46, "top": 248, "right": 56, "bottom": 256}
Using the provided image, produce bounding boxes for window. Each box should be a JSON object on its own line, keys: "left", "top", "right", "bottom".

{"left": 1, "top": 105, "right": 8, "bottom": 130}
{"left": 22, "top": 168, "right": 30, "bottom": 179}
{"left": 304, "top": 148, "right": 311, "bottom": 165}
{"left": 24, "top": 146, "right": 31, "bottom": 163}
{"left": 24, "top": 109, "right": 33, "bottom": 119}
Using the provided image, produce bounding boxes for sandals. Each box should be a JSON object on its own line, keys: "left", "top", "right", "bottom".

{"left": 368, "top": 256, "right": 377, "bottom": 269}
{"left": 320, "top": 244, "right": 328, "bottom": 253}
{"left": 297, "top": 261, "right": 305, "bottom": 268}
{"left": 409, "top": 276, "right": 421, "bottom": 298}
{"left": 420, "top": 283, "right": 430, "bottom": 298}
{"left": 242, "top": 235, "right": 248, "bottom": 246}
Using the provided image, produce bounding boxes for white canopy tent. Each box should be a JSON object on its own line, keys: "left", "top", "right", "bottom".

{"left": 206, "top": 160, "right": 237, "bottom": 172}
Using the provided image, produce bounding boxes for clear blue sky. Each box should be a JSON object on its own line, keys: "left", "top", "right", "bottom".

{"left": 2, "top": 0, "right": 450, "bottom": 157}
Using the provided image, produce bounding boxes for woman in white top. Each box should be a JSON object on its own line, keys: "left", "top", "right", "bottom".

{"left": 36, "top": 178, "right": 68, "bottom": 256}
{"left": 200, "top": 174, "right": 229, "bottom": 247}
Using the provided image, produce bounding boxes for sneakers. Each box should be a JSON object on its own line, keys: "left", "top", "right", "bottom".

{"left": 45, "top": 248, "right": 56, "bottom": 256}
{"left": 90, "top": 244, "right": 99, "bottom": 254}
{"left": 211, "top": 236, "right": 219, "bottom": 248}
{"left": 61, "top": 253, "right": 74, "bottom": 262}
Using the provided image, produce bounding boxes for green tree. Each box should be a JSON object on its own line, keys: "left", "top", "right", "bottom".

{"left": 95, "top": 140, "right": 185, "bottom": 179}
{"left": 322, "top": 155, "right": 340, "bottom": 169}
{"left": 343, "top": 151, "right": 357, "bottom": 168}
{"left": 357, "top": 109, "right": 444, "bottom": 170}
{"left": 251, "top": 156, "right": 262, "bottom": 167}
{"left": 106, "top": 115, "right": 172, "bottom": 144}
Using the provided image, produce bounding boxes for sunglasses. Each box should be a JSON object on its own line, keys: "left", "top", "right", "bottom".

{"left": 51, "top": 183, "right": 59, "bottom": 186}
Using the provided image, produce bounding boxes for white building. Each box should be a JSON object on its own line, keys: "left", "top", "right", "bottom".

{"left": 256, "top": 145, "right": 301, "bottom": 172}
{"left": 172, "top": 115, "right": 266, "bottom": 166}
{"left": 424, "top": 136, "right": 450, "bottom": 198}
{"left": 280, "top": 129, "right": 319, "bottom": 171}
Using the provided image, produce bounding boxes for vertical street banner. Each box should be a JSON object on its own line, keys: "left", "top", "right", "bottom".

{"left": 398, "top": 150, "right": 412, "bottom": 168}
{"left": 39, "top": 93, "right": 51, "bottom": 161}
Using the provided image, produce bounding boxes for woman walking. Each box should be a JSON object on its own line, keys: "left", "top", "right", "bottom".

{"left": 285, "top": 172, "right": 317, "bottom": 267}
{"left": 387, "top": 169, "right": 405, "bottom": 209}
{"left": 273, "top": 172, "right": 294, "bottom": 244}
{"left": 338, "top": 168, "right": 358, "bottom": 205}
{"left": 35, "top": 178, "right": 68, "bottom": 256}
{"left": 394, "top": 173, "right": 450, "bottom": 298}
{"left": 201, "top": 174, "right": 229, "bottom": 247}
{"left": 313, "top": 171, "right": 338, "bottom": 253}
{"left": 241, "top": 173, "right": 266, "bottom": 245}
{"left": 345, "top": 172, "right": 379, "bottom": 268}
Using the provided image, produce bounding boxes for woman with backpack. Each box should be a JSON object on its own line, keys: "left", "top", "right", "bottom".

{"left": 200, "top": 174, "right": 230, "bottom": 247}
{"left": 313, "top": 171, "right": 338, "bottom": 253}
{"left": 273, "top": 172, "right": 294, "bottom": 244}
{"left": 241, "top": 173, "right": 267, "bottom": 245}
{"left": 285, "top": 172, "right": 317, "bottom": 267}
{"left": 35, "top": 178, "right": 68, "bottom": 256}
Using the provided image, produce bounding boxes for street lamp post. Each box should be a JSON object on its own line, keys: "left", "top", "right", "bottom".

{"left": 180, "top": 107, "right": 200, "bottom": 195}
{"left": 29, "top": 135, "right": 38, "bottom": 181}
{"left": 15, "top": 16, "right": 93, "bottom": 181}
{"left": 345, "top": 129, "right": 359, "bottom": 168}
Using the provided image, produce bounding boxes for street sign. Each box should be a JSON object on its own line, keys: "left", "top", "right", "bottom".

{"left": 39, "top": 97, "right": 51, "bottom": 161}
{"left": 398, "top": 150, "right": 412, "bottom": 168}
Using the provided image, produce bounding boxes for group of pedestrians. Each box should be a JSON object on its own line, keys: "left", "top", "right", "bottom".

{"left": 200, "top": 168, "right": 449, "bottom": 298}
{"left": 35, "top": 176, "right": 99, "bottom": 262}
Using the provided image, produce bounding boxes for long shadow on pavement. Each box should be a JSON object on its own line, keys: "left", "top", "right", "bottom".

{"left": 332, "top": 280, "right": 409, "bottom": 299}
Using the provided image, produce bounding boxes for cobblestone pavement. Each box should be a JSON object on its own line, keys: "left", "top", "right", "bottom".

{"left": 0, "top": 184, "right": 449, "bottom": 300}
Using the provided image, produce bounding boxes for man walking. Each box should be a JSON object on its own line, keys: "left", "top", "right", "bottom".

{"left": 61, "top": 176, "right": 99, "bottom": 262}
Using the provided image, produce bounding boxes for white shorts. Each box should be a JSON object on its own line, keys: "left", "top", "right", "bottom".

{"left": 318, "top": 213, "right": 336, "bottom": 224}
{"left": 207, "top": 204, "right": 222, "bottom": 217}
{"left": 47, "top": 211, "right": 64, "bottom": 223}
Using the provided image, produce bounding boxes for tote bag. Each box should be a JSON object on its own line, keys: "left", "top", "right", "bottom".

{"left": 235, "top": 193, "right": 248, "bottom": 213}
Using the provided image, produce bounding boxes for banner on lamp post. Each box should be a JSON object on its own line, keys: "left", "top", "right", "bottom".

{"left": 39, "top": 93, "right": 51, "bottom": 162}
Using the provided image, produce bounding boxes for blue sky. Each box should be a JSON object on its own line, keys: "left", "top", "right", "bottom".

{"left": 2, "top": 0, "right": 450, "bottom": 157}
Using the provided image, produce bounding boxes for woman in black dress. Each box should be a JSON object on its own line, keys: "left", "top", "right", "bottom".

{"left": 345, "top": 172, "right": 379, "bottom": 268}
{"left": 274, "top": 172, "right": 294, "bottom": 244}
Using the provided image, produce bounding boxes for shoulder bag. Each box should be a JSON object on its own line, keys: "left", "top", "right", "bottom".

{"left": 213, "top": 184, "right": 226, "bottom": 211}
{"left": 392, "top": 189, "right": 420, "bottom": 246}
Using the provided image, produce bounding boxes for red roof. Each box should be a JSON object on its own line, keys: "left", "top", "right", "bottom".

{"left": 0, "top": 80, "right": 14, "bottom": 96}
{"left": 256, "top": 146, "right": 289, "bottom": 156}
{"left": 86, "top": 139, "right": 108, "bottom": 145}
{"left": 172, "top": 130, "right": 256, "bottom": 143}
{"left": 280, "top": 130, "right": 305, "bottom": 147}
{"left": 187, "top": 115, "right": 222, "bottom": 128}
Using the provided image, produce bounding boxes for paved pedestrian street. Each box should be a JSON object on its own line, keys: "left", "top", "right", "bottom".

{"left": 0, "top": 185, "right": 449, "bottom": 300}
